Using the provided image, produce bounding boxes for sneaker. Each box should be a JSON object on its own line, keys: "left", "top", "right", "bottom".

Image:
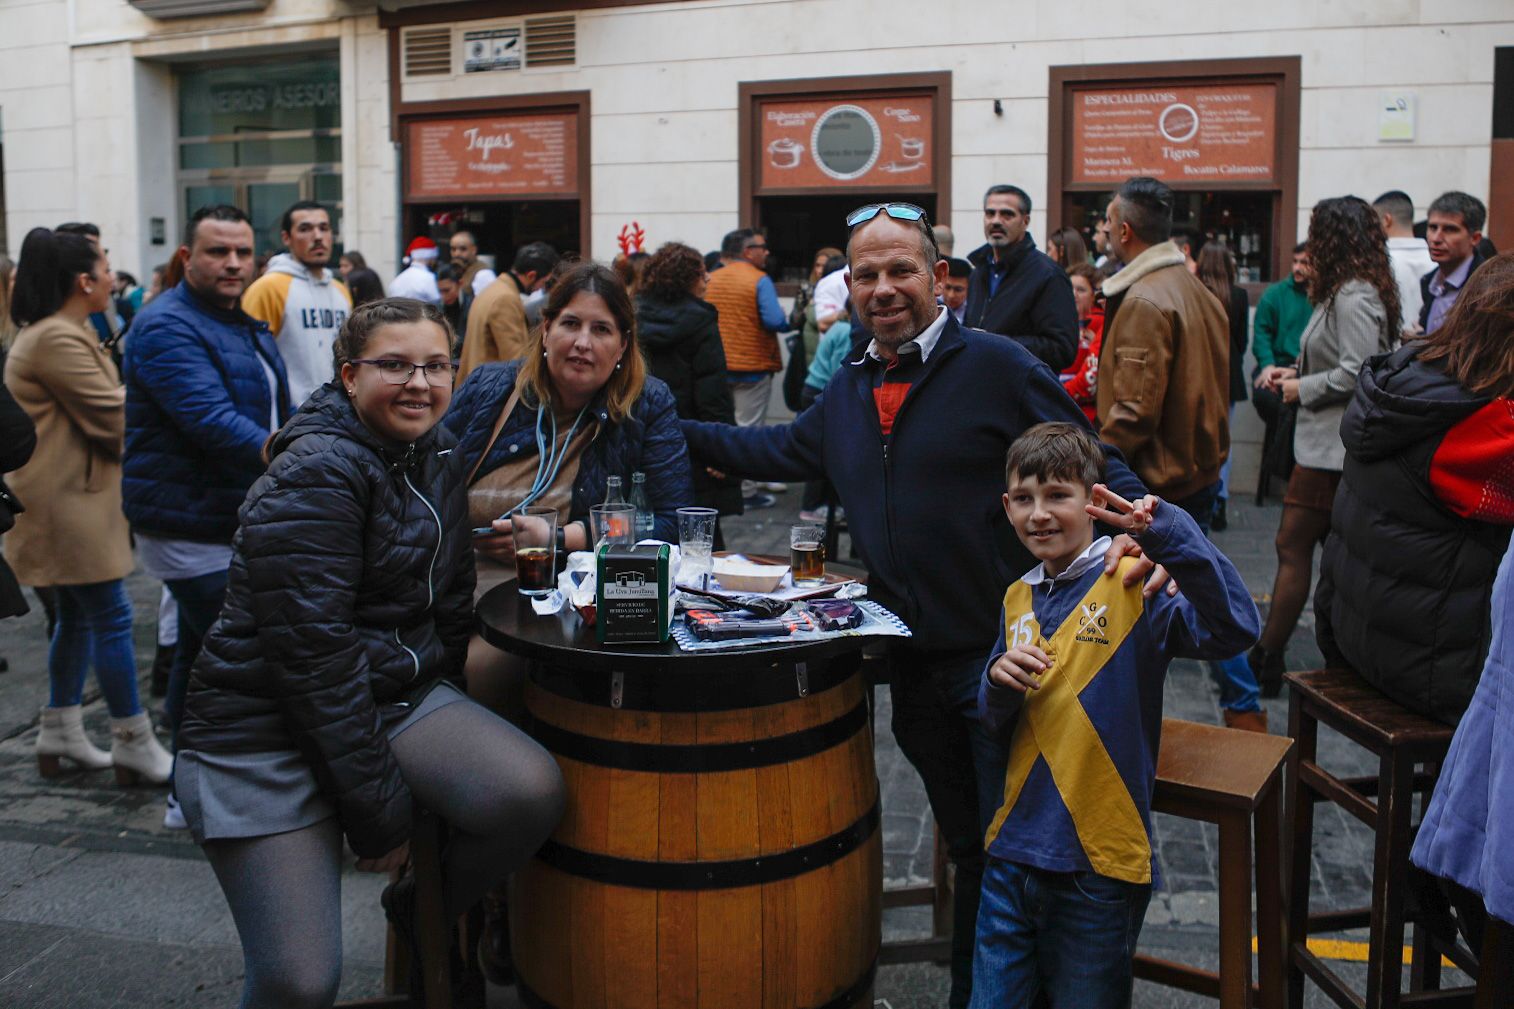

{"left": 742, "top": 492, "right": 777, "bottom": 509}
{"left": 798, "top": 508, "right": 828, "bottom": 523}
{"left": 763, "top": 482, "right": 789, "bottom": 493}
{"left": 163, "top": 793, "right": 187, "bottom": 831}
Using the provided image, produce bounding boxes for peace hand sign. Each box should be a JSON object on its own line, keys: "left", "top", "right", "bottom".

{"left": 1085, "top": 483, "right": 1161, "bottom": 536}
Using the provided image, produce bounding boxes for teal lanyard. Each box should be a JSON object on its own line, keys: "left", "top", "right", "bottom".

{"left": 504, "top": 402, "right": 588, "bottom": 517}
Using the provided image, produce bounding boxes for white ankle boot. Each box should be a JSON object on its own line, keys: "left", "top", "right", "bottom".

{"left": 35, "top": 705, "right": 112, "bottom": 777}
{"left": 110, "top": 712, "right": 173, "bottom": 786}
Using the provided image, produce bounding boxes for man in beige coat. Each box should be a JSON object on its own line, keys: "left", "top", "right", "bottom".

{"left": 1096, "top": 176, "right": 1267, "bottom": 734}
{"left": 1097, "top": 176, "right": 1231, "bottom": 509}
{"left": 457, "top": 241, "right": 559, "bottom": 381}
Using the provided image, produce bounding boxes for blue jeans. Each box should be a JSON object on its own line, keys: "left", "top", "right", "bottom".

{"left": 48, "top": 580, "right": 142, "bottom": 718}
{"left": 1170, "top": 481, "right": 1262, "bottom": 714}
{"left": 162, "top": 568, "right": 229, "bottom": 741}
{"left": 970, "top": 859, "right": 1152, "bottom": 1009}
{"left": 889, "top": 646, "right": 1010, "bottom": 1009}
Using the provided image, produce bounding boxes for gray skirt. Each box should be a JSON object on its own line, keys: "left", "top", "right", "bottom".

{"left": 177, "top": 681, "right": 467, "bottom": 845}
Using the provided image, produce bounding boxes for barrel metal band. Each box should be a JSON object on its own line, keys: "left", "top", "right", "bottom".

{"left": 535, "top": 798, "right": 880, "bottom": 891}
{"left": 516, "top": 959, "right": 877, "bottom": 1009}
{"left": 529, "top": 699, "right": 868, "bottom": 773}
{"left": 528, "top": 651, "right": 860, "bottom": 712}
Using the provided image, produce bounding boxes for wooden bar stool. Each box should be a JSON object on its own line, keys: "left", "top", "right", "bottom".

{"left": 1283, "top": 669, "right": 1456, "bottom": 1009}
{"left": 1133, "top": 718, "right": 1293, "bottom": 1009}
{"left": 339, "top": 810, "right": 455, "bottom": 1009}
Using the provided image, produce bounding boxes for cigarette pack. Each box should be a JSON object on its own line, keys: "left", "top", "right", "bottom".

{"left": 595, "top": 542, "right": 672, "bottom": 643}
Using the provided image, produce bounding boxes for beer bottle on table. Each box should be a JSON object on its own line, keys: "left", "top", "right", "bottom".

{"left": 630, "top": 471, "right": 655, "bottom": 539}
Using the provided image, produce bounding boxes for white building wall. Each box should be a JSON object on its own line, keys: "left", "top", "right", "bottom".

{"left": 395, "top": 0, "right": 1514, "bottom": 260}
{"left": 1, "top": 0, "right": 75, "bottom": 251}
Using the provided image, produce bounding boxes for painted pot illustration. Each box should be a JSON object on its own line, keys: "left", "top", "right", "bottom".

{"left": 767, "top": 138, "right": 805, "bottom": 169}
{"left": 899, "top": 137, "right": 925, "bottom": 160}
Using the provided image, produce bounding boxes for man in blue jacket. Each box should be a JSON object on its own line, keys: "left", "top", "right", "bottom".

{"left": 122, "top": 204, "right": 291, "bottom": 828}
{"left": 681, "top": 203, "right": 1150, "bottom": 1009}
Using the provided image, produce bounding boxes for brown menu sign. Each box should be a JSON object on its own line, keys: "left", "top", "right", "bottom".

{"left": 406, "top": 112, "right": 578, "bottom": 200}
{"left": 758, "top": 94, "right": 933, "bottom": 190}
{"left": 1070, "top": 83, "right": 1276, "bottom": 185}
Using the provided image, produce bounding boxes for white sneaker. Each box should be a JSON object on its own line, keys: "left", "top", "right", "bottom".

{"left": 763, "top": 482, "right": 789, "bottom": 493}
{"left": 163, "top": 793, "right": 187, "bottom": 831}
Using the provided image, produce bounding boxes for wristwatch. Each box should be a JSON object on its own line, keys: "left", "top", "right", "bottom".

{"left": 556, "top": 523, "right": 569, "bottom": 555}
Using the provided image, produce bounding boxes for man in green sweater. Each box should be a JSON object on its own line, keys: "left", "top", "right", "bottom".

{"left": 1251, "top": 242, "right": 1312, "bottom": 433}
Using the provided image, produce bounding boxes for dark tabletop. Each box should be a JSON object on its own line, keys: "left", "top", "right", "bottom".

{"left": 475, "top": 583, "right": 871, "bottom": 676}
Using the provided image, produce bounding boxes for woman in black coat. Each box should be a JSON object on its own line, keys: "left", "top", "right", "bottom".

{"left": 177, "top": 299, "right": 563, "bottom": 1009}
{"left": 1197, "top": 242, "right": 1250, "bottom": 531}
{"left": 0, "top": 351, "right": 36, "bottom": 624}
{"left": 635, "top": 241, "right": 743, "bottom": 528}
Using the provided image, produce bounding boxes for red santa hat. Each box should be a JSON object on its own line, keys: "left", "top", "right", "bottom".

{"left": 405, "top": 236, "right": 439, "bottom": 262}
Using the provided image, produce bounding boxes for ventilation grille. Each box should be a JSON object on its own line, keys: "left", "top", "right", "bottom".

{"left": 403, "top": 27, "right": 452, "bottom": 77}
{"left": 525, "top": 16, "right": 575, "bottom": 68}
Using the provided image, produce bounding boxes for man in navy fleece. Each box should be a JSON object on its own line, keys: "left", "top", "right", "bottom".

{"left": 680, "top": 202, "right": 1154, "bottom": 1009}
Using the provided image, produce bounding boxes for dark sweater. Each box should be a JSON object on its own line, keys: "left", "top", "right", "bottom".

{"left": 681, "top": 314, "right": 1146, "bottom": 654}
{"left": 963, "top": 236, "right": 1080, "bottom": 372}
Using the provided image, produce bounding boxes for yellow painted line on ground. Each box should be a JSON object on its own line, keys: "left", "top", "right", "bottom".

{"left": 1250, "top": 935, "right": 1454, "bottom": 967}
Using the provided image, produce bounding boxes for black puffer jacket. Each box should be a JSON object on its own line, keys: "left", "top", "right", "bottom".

{"left": 1316, "top": 345, "right": 1512, "bottom": 726}
{"left": 635, "top": 293, "right": 743, "bottom": 516}
{"left": 179, "top": 384, "right": 475, "bottom": 856}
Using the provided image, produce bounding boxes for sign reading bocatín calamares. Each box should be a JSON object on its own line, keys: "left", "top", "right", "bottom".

{"left": 757, "top": 95, "right": 934, "bottom": 190}
{"left": 1070, "top": 83, "right": 1277, "bottom": 185}
{"left": 406, "top": 113, "right": 578, "bottom": 200}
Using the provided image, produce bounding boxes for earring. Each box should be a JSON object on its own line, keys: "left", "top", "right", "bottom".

{"left": 345, "top": 388, "right": 355, "bottom": 398}
{"left": 83, "top": 286, "right": 94, "bottom": 295}
{"left": 615, "top": 361, "right": 623, "bottom": 371}
{"left": 543, "top": 350, "right": 548, "bottom": 358}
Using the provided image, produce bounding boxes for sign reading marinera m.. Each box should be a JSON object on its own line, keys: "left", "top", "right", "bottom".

{"left": 1070, "top": 83, "right": 1277, "bottom": 185}
{"left": 757, "top": 95, "right": 934, "bottom": 190}
{"left": 406, "top": 113, "right": 578, "bottom": 200}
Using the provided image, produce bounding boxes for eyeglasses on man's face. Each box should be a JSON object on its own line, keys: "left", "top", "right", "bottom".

{"left": 350, "top": 359, "right": 458, "bottom": 386}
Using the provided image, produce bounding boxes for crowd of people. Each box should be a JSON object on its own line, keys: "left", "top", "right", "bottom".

{"left": 0, "top": 171, "right": 1509, "bottom": 1009}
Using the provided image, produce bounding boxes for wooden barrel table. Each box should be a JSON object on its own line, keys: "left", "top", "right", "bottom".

{"left": 478, "top": 586, "right": 881, "bottom": 1009}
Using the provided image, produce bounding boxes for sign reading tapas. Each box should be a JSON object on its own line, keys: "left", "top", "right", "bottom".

{"left": 406, "top": 113, "right": 577, "bottom": 200}
{"left": 758, "top": 95, "right": 933, "bottom": 190}
{"left": 1070, "top": 83, "right": 1277, "bottom": 185}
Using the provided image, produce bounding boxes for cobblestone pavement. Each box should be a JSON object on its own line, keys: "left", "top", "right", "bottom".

{"left": 0, "top": 490, "right": 1459, "bottom": 1007}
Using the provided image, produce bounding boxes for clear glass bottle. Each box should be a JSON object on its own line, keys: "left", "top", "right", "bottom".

{"left": 603, "top": 475, "right": 627, "bottom": 507}
{"left": 630, "top": 471, "right": 655, "bottom": 538}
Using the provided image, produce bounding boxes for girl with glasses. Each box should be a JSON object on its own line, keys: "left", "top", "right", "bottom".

{"left": 175, "top": 298, "right": 564, "bottom": 1009}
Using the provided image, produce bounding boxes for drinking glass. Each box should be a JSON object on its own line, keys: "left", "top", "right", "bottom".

{"left": 677, "top": 507, "right": 718, "bottom": 587}
{"left": 590, "top": 503, "right": 636, "bottom": 548}
{"left": 511, "top": 507, "right": 558, "bottom": 598}
{"left": 790, "top": 524, "right": 826, "bottom": 587}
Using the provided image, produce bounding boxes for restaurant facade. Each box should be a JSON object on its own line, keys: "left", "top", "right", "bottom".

{"left": 3, "top": 0, "right": 1512, "bottom": 288}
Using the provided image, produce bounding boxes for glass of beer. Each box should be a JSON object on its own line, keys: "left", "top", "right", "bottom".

{"left": 590, "top": 503, "right": 636, "bottom": 548}
{"left": 790, "top": 523, "right": 826, "bottom": 587}
{"left": 511, "top": 507, "right": 558, "bottom": 597}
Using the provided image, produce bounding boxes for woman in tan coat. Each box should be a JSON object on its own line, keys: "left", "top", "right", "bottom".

{"left": 4, "top": 227, "right": 172, "bottom": 784}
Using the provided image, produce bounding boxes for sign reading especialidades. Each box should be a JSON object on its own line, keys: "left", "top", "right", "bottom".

{"left": 1069, "top": 83, "right": 1278, "bottom": 185}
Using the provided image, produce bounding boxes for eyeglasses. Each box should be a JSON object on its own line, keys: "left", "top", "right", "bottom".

{"left": 845, "top": 202, "right": 930, "bottom": 228}
{"left": 350, "top": 359, "right": 457, "bottom": 386}
{"left": 745, "top": 241, "right": 768, "bottom": 251}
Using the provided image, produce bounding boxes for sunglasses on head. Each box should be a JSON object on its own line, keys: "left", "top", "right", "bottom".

{"left": 846, "top": 202, "right": 930, "bottom": 228}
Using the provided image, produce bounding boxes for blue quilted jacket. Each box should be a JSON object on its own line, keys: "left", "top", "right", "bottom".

{"left": 443, "top": 361, "right": 694, "bottom": 541}
{"left": 122, "top": 282, "right": 291, "bottom": 542}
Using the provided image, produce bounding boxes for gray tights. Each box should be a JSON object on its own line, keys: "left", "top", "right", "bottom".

{"left": 202, "top": 697, "right": 565, "bottom": 1009}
